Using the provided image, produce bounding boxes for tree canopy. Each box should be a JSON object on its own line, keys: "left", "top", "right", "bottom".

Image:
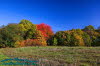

{"left": 0, "top": 19, "right": 100, "bottom": 48}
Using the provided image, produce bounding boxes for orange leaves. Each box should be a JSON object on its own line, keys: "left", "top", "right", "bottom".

{"left": 74, "top": 34, "right": 84, "bottom": 46}
{"left": 16, "top": 38, "right": 47, "bottom": 47}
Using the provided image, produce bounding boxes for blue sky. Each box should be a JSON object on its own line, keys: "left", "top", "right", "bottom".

{"left": 0, "top": 0, "right": 100, "bottom": 32}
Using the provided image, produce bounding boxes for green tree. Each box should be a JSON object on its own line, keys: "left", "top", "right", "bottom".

{"left": 0, "top": 24, "right": 23, "bottom": 47}
{"left": 55, "top": 31, "right": 67, "bottom": 46}
{"left": 53, "top": 38, "right": 57, "bottom": 46}
{"left": 97, "top": 26, "right": 100, "bottom": 33}
{"left": 83, "top": 25, "right": 95, "bottom": 31}
{"left": 93, "top": 36, "right": 100, "bottom": 46}
{"left": 18, "top": 19, "right": 37, "bottom": 39}
{"left": 82, "top": 33, "right": 91, "bottom": 46}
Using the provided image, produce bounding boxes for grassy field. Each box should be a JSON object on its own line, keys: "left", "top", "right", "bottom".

{"left": 0, "top": 46, "right": 100, "bottom": 66}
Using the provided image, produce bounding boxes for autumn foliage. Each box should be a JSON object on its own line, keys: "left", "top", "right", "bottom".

{"left": 15, "top": 39, "right": 47, "bottom": 47}
{"left": 0, "top": 20, "right": 100, "bottom": 48}
{"left": 36, "top": 23, "right": 54, "bottom": 40}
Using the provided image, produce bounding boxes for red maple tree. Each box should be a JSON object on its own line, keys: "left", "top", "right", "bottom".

{"left": 36, "top": 23, "right": 54, "bottom": 39}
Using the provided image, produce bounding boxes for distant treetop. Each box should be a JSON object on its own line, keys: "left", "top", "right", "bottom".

{"left": 19, "top": 19, "right": 32, "bottom": 24}
{"left": 83, "top": 25, "right": 95, "bottom": 31}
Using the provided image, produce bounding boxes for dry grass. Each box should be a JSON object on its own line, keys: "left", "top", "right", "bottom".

{"left": 0, "top": 46, "right": 100, "bottom": 66}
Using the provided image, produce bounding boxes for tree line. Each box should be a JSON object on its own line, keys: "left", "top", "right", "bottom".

{"left": 0, "top": 19, "right": 100, "bottom": 48}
